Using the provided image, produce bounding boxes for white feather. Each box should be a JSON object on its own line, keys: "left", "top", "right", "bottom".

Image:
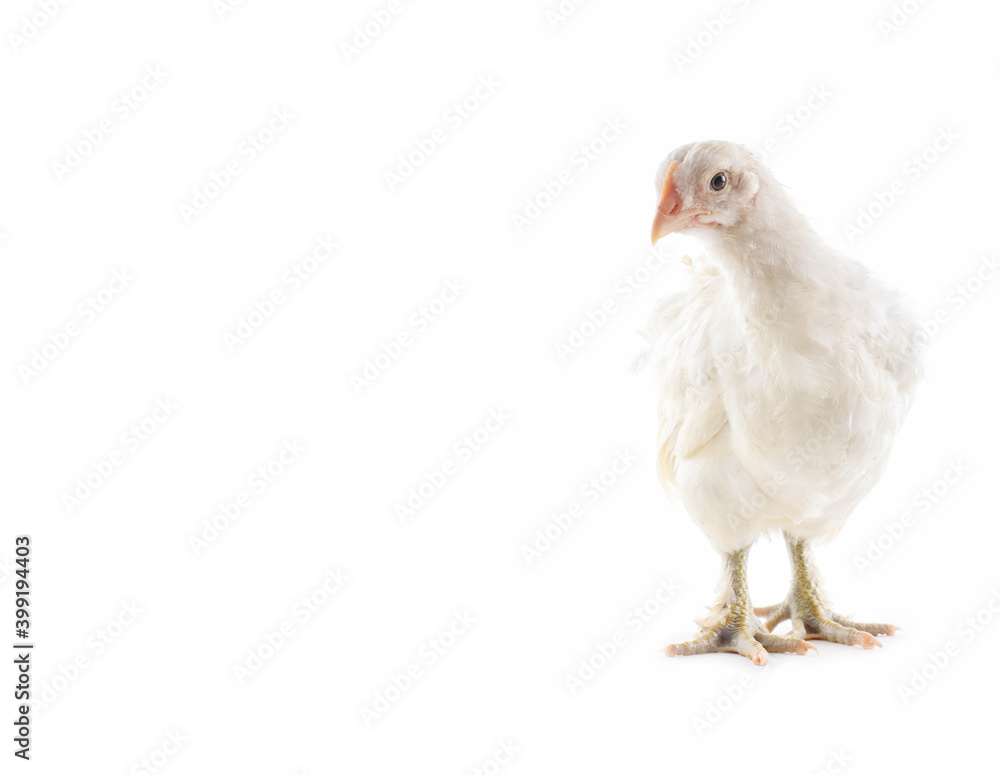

{"left": 636, "top": 141, "right": 922, "bottom": 554}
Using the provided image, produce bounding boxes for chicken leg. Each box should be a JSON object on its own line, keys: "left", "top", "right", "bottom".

{"left": 665, "top": 545, "right": 815, "bottom": 665}
{"left": 754, "top": 533, "right": 897, "bottom": 648}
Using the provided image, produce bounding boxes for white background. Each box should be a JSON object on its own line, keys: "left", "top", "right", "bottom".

{"left": 2, "top": 0, "right": 998, "bottom": 771}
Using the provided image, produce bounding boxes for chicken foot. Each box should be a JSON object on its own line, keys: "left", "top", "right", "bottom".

{"left": 666, "top": 545, "right": 815, "bottom": 665}
{"left": 754, "top": 533, "right": 897, "bottom": 649}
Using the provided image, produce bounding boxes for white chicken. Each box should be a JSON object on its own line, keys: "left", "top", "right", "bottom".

{"left": 636, "top": 140, "right": 922, "bottom": 665}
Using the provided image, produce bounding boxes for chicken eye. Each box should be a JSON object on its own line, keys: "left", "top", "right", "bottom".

{"left": 710, "top": 171, "right": 727, "bottom": 191}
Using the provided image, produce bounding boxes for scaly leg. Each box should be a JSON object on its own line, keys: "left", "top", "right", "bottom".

{"left": 665, "top": 544, "right": 815, "bottom": 665}
{"left": 754, "top": 533, "right": 898, "bottom": 649}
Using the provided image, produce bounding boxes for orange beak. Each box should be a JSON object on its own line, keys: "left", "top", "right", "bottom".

{"left": 651, "top": 160, "right": 709, "bottom": 245}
